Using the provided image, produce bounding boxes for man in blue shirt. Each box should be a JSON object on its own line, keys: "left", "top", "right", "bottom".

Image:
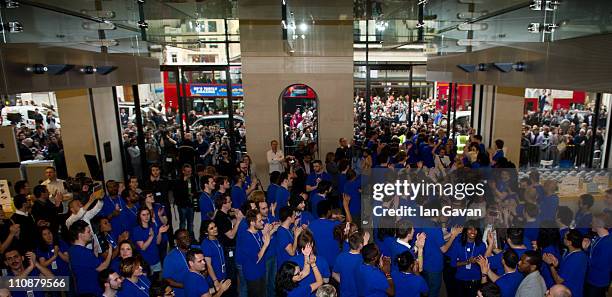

{"left": 276, "top": 206, "right": 303, "bottom": 269}
{"left": 486, "top": 228, "right": 529, "bottom": 276}
{"left": 308, "top": 200, "right": 341, "bottom": 269}
{"left": 276, "top": 172, "right": 292, "bottom": 209}
{"left": 98, "top": 268, "right": 124, "bottom": 297}
{"left": 290, "top": 194, "right": 315, "bottom": 226}
{"left": 98, "top": 180, "right": 126, "bottom": 239}
{"left": 266, "top": 171, "right": 281, "bottom": 205}
{"left": 478, "top": 249, "right": 524, "bottom": 297}
{"left": 542, "top": 229, "right": 588, "bottom": 297}
{"left": 421, "top": 218, "right": 463, "bottom": 297}
{"left": 309, "top": 180, "right": 331, "bottom": 218}
{"left": 356, "top": 243, "right": 395, "bottom": 297}
{"left": 68, "top": 220, "right": 113, "bottom": 296}
{"left": 199, "top": 175, "right": 216, "bottom": 221}
{"left": 162, "top": 229, "right": 192, "bottom": 297}
{"left": 332, "top": 230, "right": 366, "bottom": 297}
{"left": 575, "top": 194, "right": 594, "bottom": 235}
{"left": 184, "top": 248, "right": 231, "bottom": 297}
{"left": 231, "top": 175, "right": 248, "bottom": 209}
{"left": 583, "top": 213, "right": 611, "bottom": 297}
{"left": 305, "top": 160, "right": 331, "bottom": 193}
{"left": 236, "top": 209, "right": 278, "bottom": 297}
{"left": 4, "top": 248, "right": 54, "bottom": 297}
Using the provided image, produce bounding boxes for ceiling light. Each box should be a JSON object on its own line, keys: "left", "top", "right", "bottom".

{"left": 298, "top": 22, "right": 308, "bottom": 32}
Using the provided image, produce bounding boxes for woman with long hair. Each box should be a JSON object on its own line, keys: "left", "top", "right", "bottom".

{"left": 199, "top": 220, "right": 226, "bottom": 291}
{"left": 35, "top": 226, "right": 70, "bottom": 277}
{"left": 276, "top": 242, "right": 323, "bottom": 297}
{"left": 450, "top": 220, "right": 486, "bottom": 297}
{"left": 111, "top": 240, "right": 151, "bottom": 277}
{"left": 141, "top": 191, "right": 169, "bottom": 259}
{"left": 131, "top": 208, "right": 169, "bottom": 276}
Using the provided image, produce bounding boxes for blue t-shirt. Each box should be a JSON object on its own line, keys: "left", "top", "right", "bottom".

{"left": 99, "top": 195, "right": 127, "bottom": 238}
{"left": 162, "top": 248, "right": 190, "bottom": 297}
{"left": 496, "top": 271, "right": 524, "bottom": 297}
{"left": 201, "top": 238, "right": 227, "bottom": 280}
{"left": 296, "top": 211, "right": 315, "bottom": 226}
{"left": 290, "top": 253, "right": 330, "bottom": 295}
{"left": 68, "top": 245, "right": 103, "bottom": 295}
{"left": 231, "top": 185, "right": 247, "bottom": 209}
{"left": 236, "top": 230, "right": 266, "bottom": 280}
{"left": 559, "top": 251, "right": 588, "bottom": 297}
{"left": 343, "top": 178, "right": 362, "bottom": 216}
{"left": 118, "top": 276, "right": 150, "bottom": 297}
{"left": 306, "top": 172, "right": 332, "bottom": 188}
{"left": 333, "top": 252, "right": 363, "bottom": 297}
{"left": 287, "top": 282, "right": 312, "bottom": 297}
{"left": 199, "top": 192, "right": 215, "bottom": 221}
{"left": 574, "top": 211, "right": 593, "bottom": 235}
{"left": 118, "top": 204, "right": 139, "bottom": 235}
{"left": 308, "top": 218, "right": 341, "bottom": 268}
{"left": 540, "top": 245, "right": 561, "bottom": 289}
{"left": 7, "top": 268, "right": 44, "bottom": 297}
{"left": 266, "top": 184, "right": 279, "bottom": 205}
{"left": 275, "top": 226, "right": 295, "bottom": 269}
{"left": 586, "top": 234, "right": 612, "bottom": 287}
{"left": 488, "top": 248, "right": 527, "bottom": 275}
{"left": 391, "top": 271, "right": 428, "bottom": 297}
{"left": 537, "top": 195, "right": 559, "bottom": 222}
{"left": 132, "top": 225, "right": 160, "bottom": 265}
{"left": 450, "top": 241, "right": 486, "bottom": 281}
{"left": 423, "top": 226, "right": 445, "bottom": 273}
{"left": 35, "top": 241, "right": 70, "bottom": 276}
{"left": 276, "top": 186, "right": 291, "bottom": 209}
{"left": 356, "top": 264, "right": 389, "bottom": 297}
{"left": 184, "top": 271, "right": 211, "bottom": 297}
{"left": 389, "top": 240, "right": 414, "bottom": 272}
{"left": 309, "top": 193, "right": 326, "bottom": 217}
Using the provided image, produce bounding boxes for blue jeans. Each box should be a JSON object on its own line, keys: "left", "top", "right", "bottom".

{"left": 178, "top": 206, "right": 194, "bottom": 237}
{"left": 422, "top": 271, "right": 442, "bottom": 297}
{"left": 265, "top": 256, "right": 276, "bottom": 297}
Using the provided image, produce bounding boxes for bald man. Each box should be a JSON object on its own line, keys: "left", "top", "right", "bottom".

{"left": 546, "top": 284, "right": 572, "bottom": 297}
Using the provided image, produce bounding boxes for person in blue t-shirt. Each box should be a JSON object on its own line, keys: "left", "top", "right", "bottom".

{"left": 68, "top": 220, "right": 113, "bottom": 296}
{"left": 98, "top": 268, "right": 124, "bottom": 297}
{"left": 3, "top": 248, "right": 54, "bottom": 297}
{"left": 391, "top": 251, "right": 428, "bottom": 297}
{"left": 478, "top": 249, "right": 524, "bottom": 297}
{"left": 290, "top": 194, "right": 315, "bottom": 226}
{"left": 99, "top": 180, "right": 127, "bottom": 239}
{"left": 200, "top": 220, "right": 229, "bottom": 286}
{"left": 485, "top": 228, "right": 529, "bottom": 276}
{"left": 305, "top": 160, "right": 332, "bottom": 193}
{"left": 356, "top": 243, "right": 395, "bottom": 297}
{"left": 231, "top": 176, "right": 248, "bottom": 209}
{"left": 308, "top": 200, "right": 341, "bottom": 269}
{"left": 118, "top": 189, "right": 140, "bottom": 236}
{"left": 574, "top": 194, "right": 594, "bottom": 235}
{"left": 276, "top": 206, "right": 304, "bottom": 269}
{"left": 389, "top": 221, "right": 425, "bottom": 272}
{"left": 332, "top": 230, "right": 367, "bottom": 297}
{"left": 276, "top": 172, "right": 292, "bottom": 209}
{"left": 117, "top": 256, "right": 151, "bottom": 297}
{"left": 537, "top": 181, "right": 559, "bottom": 223}
{"left": 162, "top": 229, "right": 192, "bottom": 297}
{"left": 184, "top": 248, "right": 232, "bottom": 297}
{"left": 309, "top": 180, "right": 331, "bottom": 218}
{"left": 582, "top": 214, "right": 611, "bottom": 297}
{"left": 450, "top": 220, "right": 487, "bottom": 297}
{"left": 342, "top": 169, "right": 361, "bottom": 220}
{"left": 267, "top": 171, "right": 281, "bottom": 205}
{"left": 236, "top": 209, "right": 278, "bottom": 297}
{"left": 131, "top": 207, "right": 170, "bottom": 275}
{"left": 542, "top": 229, "right": 588, "bottom": 297}
{"left": 35, "top": 226, "right": 70, "bottom": 277}
{"left": 199, "top": 175, "right": 217, "bottom": 221}
{"left": 275, "top": 242, "right": 324, "bottom": 297}
{"left": 421, "top": 217, "right": 463, "bottom": 297}
{"left": 491, "top": 139, "right": 505, "bottom": 166}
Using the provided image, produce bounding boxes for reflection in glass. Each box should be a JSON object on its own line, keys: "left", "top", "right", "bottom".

{"left": 281, "top": 84, "right": 319, "bottom": 157}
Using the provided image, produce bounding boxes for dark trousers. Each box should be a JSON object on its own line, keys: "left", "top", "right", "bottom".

{"left": 246, "top": 277, "right": 266, "bottom": 297}
{"left": 584, "top": 282, "right": 609, "bottom": 297}
{"left": 458, "top": 279, "right": 480, "bottom": 297}
{"left": 443, "top": 260, "right": 458, "bottom": 297}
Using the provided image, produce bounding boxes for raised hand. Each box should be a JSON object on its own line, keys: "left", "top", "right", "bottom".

{"left": 234, "top": 209, "right": 244, "bottom": 221}
{"left": 9, "top": 223, "right": 20, "bottom": 236}
{"left": 159, "top": 225, "right": 170, "bottom": 233}
{"left": 380, "top": 256, "right": 391, "bottom": 275}
{"left": 220, "top": 279, "right": 231, "bottom": 291}
{"left": 416, "top": 232, "right": 427, "bottom": 249}
{"left": 25, "top": 252, "right": 36, "bottom": 269}
{"left": 302, "top": 242, "right": 313, "bottom": 258}
{"left": 487, "top": 231, "right": 495, "bottom": 246}
{"left": 450, "top": 225, "right": 463, "bottom": 237}
{"left": 118, "top": 231, "right": 130, "bottom": 242}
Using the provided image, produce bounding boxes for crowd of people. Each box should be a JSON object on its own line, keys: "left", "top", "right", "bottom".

{"left": 1, "top": 115, "right": 610, "bottom": 297}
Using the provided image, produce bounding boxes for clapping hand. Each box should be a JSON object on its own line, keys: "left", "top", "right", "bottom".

{"left": 450, "top": 225, "right": 463, "bottom": 238}
{"left": 159, "top": 225, "right": 170, "bottom": 234}
{"left": 416, "top": 232, "right": 426, "bottom": 249}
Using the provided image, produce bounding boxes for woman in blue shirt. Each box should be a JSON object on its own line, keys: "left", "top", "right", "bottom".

{"left": 450, "top": 220, "right": 486, "bottom": 297}
{"left": 200, "top": 220, "right": 226, "bottom": 288}
{"left": 356, "top": 243, "right": 394, "bottom": 297}
{"left": 275, "top": 242, "right": 323, "bottom": 297}
{"left": 391, "top": 251, "right": 428, "bottom": 297}
{"left": 35, "top": 226, "right": 70, "bottom": 277}
{"left": 142, "top": 191, "right": 169, "bottom": 258}
{"left": 132, "top": 208, "right": 170, "bottom": 276}
{"left": 118, "top": 256, "right": 151, "bottom": 297}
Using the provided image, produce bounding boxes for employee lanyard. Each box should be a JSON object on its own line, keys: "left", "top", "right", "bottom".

{"left": 176, "top": 248, "right": 189, "bottom": 269}
{"left": 131, "top": 277, "right": 150, "bottom": 295}
{"left": 107, "top": 196, "right": 124, "bottom": 210}
{"left": 464, "top": 242, "right": 476, "bottom": 262}
{"left": 250, "top": 231, "right": 262, "bottom": 249}
{"left": 563, "top": 250, "right": 579, "bottom": 262}
{"left": 209, "top": 239, "right": 225, "bottom": 267}
{"left": 204, "top": 192, "right": 215, "bottom": 211}
{"left": 589, "top": 235, "right": 607, "bottom": 259}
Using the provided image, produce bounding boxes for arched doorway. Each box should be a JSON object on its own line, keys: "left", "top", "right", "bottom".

{"left": 279, "top": 84, "right": 319, "bottom": 158}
